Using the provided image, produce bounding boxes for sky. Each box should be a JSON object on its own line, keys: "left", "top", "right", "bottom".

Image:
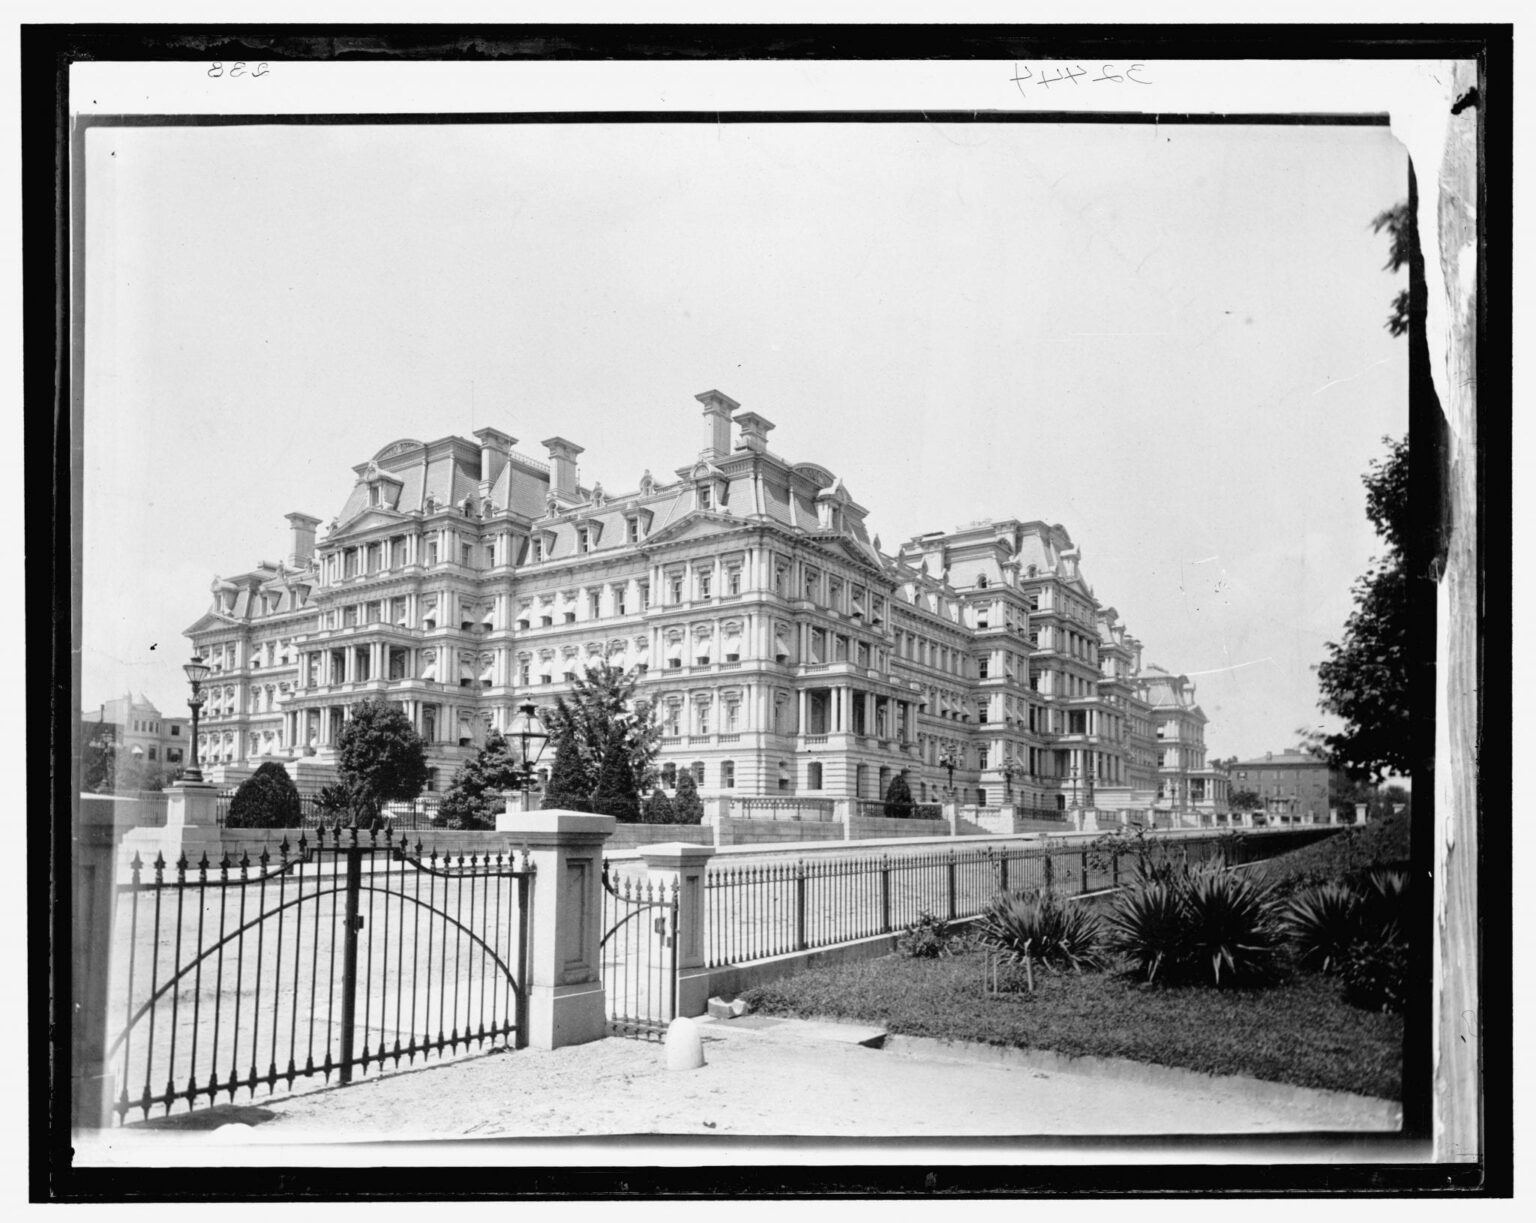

{"left": 79, "top": 118, "right": 1408, "bottom": 761}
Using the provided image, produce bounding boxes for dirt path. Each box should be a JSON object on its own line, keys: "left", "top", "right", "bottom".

{"left": 84, "top": 1019, "right": 1399, "bottom": 1150}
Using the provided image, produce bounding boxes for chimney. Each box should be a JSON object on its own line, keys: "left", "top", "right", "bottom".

{"left": 541, "top": 437, "right": 584, "bottom": 500}
{"left": 284, "top": 512, "right": 321, "bottom": 568}
{"left": 694, "top": 389, "right": 740, "bottom": 458}
{"left": 473, "top": 427, "right": 516, "bottom": 492}
{"left": 734, "top": 411, "right": 775, "bottom": 453}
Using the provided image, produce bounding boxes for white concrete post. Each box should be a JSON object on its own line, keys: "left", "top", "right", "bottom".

{"left": 834, "top": 796, "right": 854, "bottom": 840}
{"left": 641, "top": 843, "right": 717, "bottom": 1018}
{"left": 120, "top": 780, "right": 223, "bottom": 875}
{"left": 500, "top": 808, "right": 615, "bottom": 1049}
{"left": 73, "top": 798, "right": 125, "bottom": 1129}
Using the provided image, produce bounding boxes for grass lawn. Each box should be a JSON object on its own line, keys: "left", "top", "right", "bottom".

{"left": 742, "top": 951, "right": 1403, "bottom": 1101}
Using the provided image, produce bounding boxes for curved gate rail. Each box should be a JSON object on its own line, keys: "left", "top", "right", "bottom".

{"left": 106, "top": 825, "right": 533, "bottom": 1125}
{"left": 599, "top": 861, "right": 677, "bottom": 1041}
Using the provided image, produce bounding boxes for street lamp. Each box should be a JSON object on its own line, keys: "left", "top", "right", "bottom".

{"left": 182, "top": 654, "right": 212, "bottom": 784}
{"left": 938, "top": 747, "right": 957, "bottom": 796}
{"left": 506, "top": 703, "right": 550, "bottom": 803}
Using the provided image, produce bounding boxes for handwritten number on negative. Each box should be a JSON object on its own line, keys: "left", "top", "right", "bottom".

{"left": 208, "top": 62, "right": 270, "bottom": 79}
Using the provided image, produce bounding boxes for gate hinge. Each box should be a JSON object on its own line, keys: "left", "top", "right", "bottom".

{"left": 351, "top": 915, "right": 365, "bottom": 931}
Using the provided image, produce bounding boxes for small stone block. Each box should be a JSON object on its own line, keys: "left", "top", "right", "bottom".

{"left": 707, "top": 996, "right": 734, "bottom": 1020}
{"left": 729, "top": 998, "right": 749, "bottom": 1017}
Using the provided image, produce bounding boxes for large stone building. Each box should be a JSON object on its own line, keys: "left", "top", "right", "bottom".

{"left": 185, "top": 390, "right": 1221, "bottom": 813}
{"left": 80, "top": 693, "right": 191, "bottom": 779}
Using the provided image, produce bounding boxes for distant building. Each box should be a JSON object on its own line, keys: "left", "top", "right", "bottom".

{"left": 81, "top": 693, "right": 190, "bottom": 774}
{"left": 1228, "top": 748, "right": 1343, "bottom": 824}
{"left": 1136, "top": 666, "right": 1228, "bottom": 817}
{"left": 184, "top": 388, "right": 1220, "bottom": 811}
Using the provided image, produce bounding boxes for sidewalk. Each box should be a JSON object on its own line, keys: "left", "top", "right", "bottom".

{"left": 81, "top": 1015, "right": 1401, "bottom": 1153}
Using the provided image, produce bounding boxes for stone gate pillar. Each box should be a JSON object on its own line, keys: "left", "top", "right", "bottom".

{"left": 503, "top": 808, "right": 615, "bottom": 1049}
{"left": 640, "top": 843, "right": 716, "bottom": 1018}
{"left": 73, "top": 798, "right": 124, "bottom": 1129}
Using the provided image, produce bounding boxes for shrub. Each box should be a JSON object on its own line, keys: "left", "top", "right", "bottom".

{"left": 1107, "top": 866, "right": 1285, "bottom": 987}
{"left": 977, "top": 892, "right": 1107, "bottom": 974}
{"left": 225, "top": 761, "right": 302, "bottom": 829}
{"left": 542, "top": 733, "right": 593, "bottom": 812}
{"left": 898, "top": 910, "right": 966, "bottom": 959}
{"left": 883, "top": 772, "right": 915, "bottom": 819}
{"left": 671, "top": 770, "right": 704, "bottom": 825}
{"left": 315, "top": 782, "right": 354, "bottom": 823}
{"left": 590, "top": 725, "right": 641, "bottom": 822}
{"left": 643, "top": 788, "right": 675, "bottom": 824}
{"left": 1341, "top": 934, "right": 1411, "bottom": 1013}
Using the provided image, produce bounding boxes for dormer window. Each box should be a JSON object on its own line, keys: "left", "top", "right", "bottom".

{"left": 698, "top": 486, "right": 713, "bottom": 511}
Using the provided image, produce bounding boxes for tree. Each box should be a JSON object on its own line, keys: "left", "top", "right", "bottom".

{"left": 1370, "top": 200, "right": 1410, "bottom": 338}
{"left": 543, "top": 662, "right": 662, "bottom": 793}
{"left": 883, "top": 771, "right": 915, "bottom": 819}
{"left": 671, "top": 769, "right": 704, "bottom": 826}
{"left": 590, "top": 725, "right": 641, "bottom": 822}
{"left": 643, "top": 788, "right": 675, "bottom": 825}
{"left": 542, "top": 730, "right": 594, "bottom": 812}
{"left": 1229, "top": 789, "right": 1263, "bottom": 813}
{"left": 439, "top": 732, "right": 523, "bottom": 830}
{"left": 1314, "top": 435, "right": 1414, "bottom": 781}
{"left": 335, "top": 697, "right": 429, "bottom": 823}
{"left": 226, "top": 761, "right": 302, "bottom": 829}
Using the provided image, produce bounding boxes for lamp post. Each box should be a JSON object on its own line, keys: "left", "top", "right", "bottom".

{"left": 938, "top": 747, "right": 957, "bottom": 797}
{"left": 182, "top": 654, "right": 212, "bottom": 784}
{"left": 507, "top": 703, "right": 550, "bottom": 810}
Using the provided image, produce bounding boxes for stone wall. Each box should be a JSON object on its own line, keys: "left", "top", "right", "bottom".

{"left": 608, "top": 823, "right": 713, "bottom": 849}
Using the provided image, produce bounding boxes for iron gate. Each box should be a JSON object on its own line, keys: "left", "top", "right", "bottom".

{"left": 106, "top": 826, "right": 533, "bottom": 1124}
{"left": 599, "top": 860, "right": 677, "bottom": 1040}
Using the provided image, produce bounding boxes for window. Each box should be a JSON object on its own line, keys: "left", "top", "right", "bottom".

{"left": 589, "top": 593, "right": 601, "bottom": 618}
{"left": 696, "top": 704, "right": 709, "bottom": 735}
{"left": 699, "top": 486, "right": 712, "bottom": 510}
{"left": 698, "top": 572, "right": 711, "bottom": 600}
{"left": 518, "top": 660, "right": 531, "bottom": 685}
{"left": 627, "top": 518, "right": 641, "bottom": 543}
{"left": 807, "top": 762, "right": 822, "bottom": 790}
{"left": 669, "top": 575, "right": 683, "bottom": 604}
{"left": 170, "top": 725, "right": 181, "bottom": 736}
{"left": 978, "top": 658, "right": 989, "bottom": 679}
{"left": 639, "top": 583, "right": 651, "bottom": 609}
{"left": 721, "top": 761, "right": 735, "bottom": 788}
{"left": 725, "top": 702, "right": 739, "bottom": 732}
{"left": 661, "top": 762, "right": 677, "bottom": 788}
{"left": 727, "top": 568, "right": 741, "bottom": 595}
{"left": 692, "top": 761, "right": 705, "bottom": 784}
{"left": 426, "top": 541, "right": 439, "bottom": 565}
{"left": 614, "top": 588, "right": 627, "bottom": 616}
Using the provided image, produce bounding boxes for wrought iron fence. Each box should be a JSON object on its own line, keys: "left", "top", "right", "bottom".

{"left": 700, "top": 831, "right": 1306, "bottom": 969}
{"left": 599, "top": 863, "right": 678, "bottom": 1041}
{"left": 106, "top": 825, "right": 532, "bottom": 1124}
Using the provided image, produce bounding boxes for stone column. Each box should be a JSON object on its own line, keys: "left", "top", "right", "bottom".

{"left": 73, "top": 797, "right": 125, "bottom": 1129}
{"left": 641, "top": 843, "right": 716, "bottom": 1018}
{"left": 498, "top": 808, "right": 615, "bottom": 1049}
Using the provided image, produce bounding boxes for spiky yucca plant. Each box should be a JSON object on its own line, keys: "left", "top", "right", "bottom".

{"left": 1103, "top": 880, "right": 1187, "bottom": 983}
{"left": 977, "top": 892, "right": 1107, "bottom": 974}
{"left": 1108, "top": 866, "right": 1285, "bottom": 987}
{"left": 1179, "top": 868, "right": 1286, "bottom": 986}
{"left": 1281, "top": 882, "right": 1362, "bottom": 973}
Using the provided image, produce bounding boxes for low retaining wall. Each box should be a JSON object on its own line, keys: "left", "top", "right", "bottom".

{"left": 608, "top": 823, "right": 713, "bottom": 849}
{"left": 849, "top": 815, "right": 951, "bottom": 840}
{"left": 715, "top": 816, "right": 845, "bottom": 845}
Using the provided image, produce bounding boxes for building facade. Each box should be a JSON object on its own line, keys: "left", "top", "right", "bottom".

{"left": 186, "top": 390, "right": 1224, "bottom": 810}
{"left": 81, "top": 693, "right": 191, "bottom": 774}
{"left": 1228, "top": 749, "right": 1342, "bottom": 823}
